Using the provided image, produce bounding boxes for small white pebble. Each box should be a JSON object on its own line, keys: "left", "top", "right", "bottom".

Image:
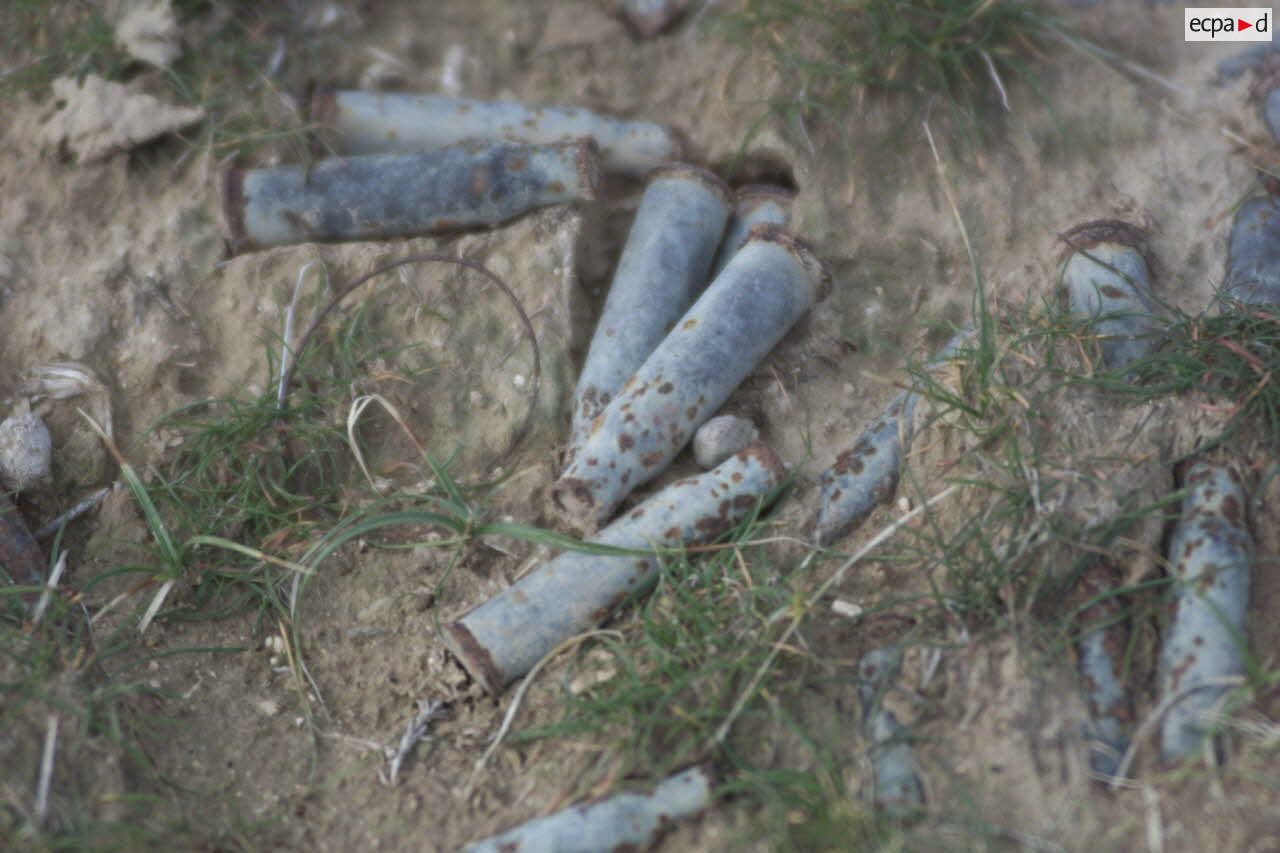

{"left": 897, "top": 496, "right": 912, "bottom": 513}
{"left": 831, "top": 598, "right": 864, "bottom": 620}
{"left": 512, "top": 374, "right": 526, "bottom": 389}
{"left": 0, "top": 407, "right": 51, "bottom": 491}
{"left": 692, "top": 415, "right": 758, "bottom": 470}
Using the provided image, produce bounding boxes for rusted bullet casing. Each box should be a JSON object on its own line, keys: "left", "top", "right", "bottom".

{"left": 1074, "top": 562, "right": 1132, "bottom": 778}
{"left": 446, "top": 443, "right": 784, "bottom": 693}
{"left": 1060, "top": 220, "right": 1159, "bottom": 370}
{"left": 553, "top": 225, "right": 827, "bottom": 530}
{"left": 568, "top": 165, "right": 731, "bottom": 454}
{"left": 1220, "top": 195, "right": 1280, "bottom": 308}
{"left": 621, "top": 0, "right": 691, "bottom": 38}
{"left": 814, "top": 330, "right": 970, "bottom": 547}
{"left": 462, "top": 766, "right": 712, "bottom": 853}
{"left": 311, "top": 88, "right": 681, "bottom": 177}
{"left": 857, "top": 647, "right": 924, "bottom": 814}
{"left": 710, "top": 184, "right": 795, "bottom": 279}
{"left": 222, "top": 139, "right": 599, "bottom": 253}
{"left": 1158, "top": 463, "right": 1252, "bottom": 763}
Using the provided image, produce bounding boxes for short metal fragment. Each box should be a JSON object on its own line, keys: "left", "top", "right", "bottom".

{"left": 710, "top": 184, "right": 794, "bottom": 278}
{"left": 856, "top": 646, "right": 924, "bottom": 814}
{"left": 446, "top": 443, "right": 784, "bottom": 692}
{"left": 1220, "top": 194, "right": 1280, "bottom": 308}
{"left": 553, "top": 225, "right": 827, "bottom": 530}
{"left": 1074, "top": 561, "right": 1133, "bottom": 779}
{"left": 310, "top": 88, "right": 681, "bottom": 176}
{"left": 1060, "top": 219, "right": 1159, "bottom": 370}
{"left": 1158, "top": 462, "right": 1252, "bottom": 763}
{"left": 568, "top": 165, "right": 731, "bottom": 453}
{"left": 620, "top": 0, "right": 691, "bottom": 39}
{"left": 222, "top": 139, "right": 599, "bottom": 253}
{"left": 461, "top": 765, "right": 712, "bottom": 853}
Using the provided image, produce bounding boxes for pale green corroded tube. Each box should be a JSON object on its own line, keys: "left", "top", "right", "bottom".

{"left": 462, "top": 766, "right": 712, "bottom": 853}
{"left": 221, "top": 139, "right": 599, "bottom": 253}
{"left": 445, "top": 443, "right": 784, "bottom": 693}
{"left": 311, "top": 88, "right": 681, "bottom": 176}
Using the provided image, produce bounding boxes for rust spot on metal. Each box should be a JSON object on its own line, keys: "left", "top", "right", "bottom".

{"left": 547, "top": 180, "right": 566, "bottom": 194}
{"left": 1221, "top": 494, "right": 1242, "bottom": 526}
{"left": 685, "top": 406, "right": 698, "bottom": 420}
{"left": 736, "top": 183, "right": 797, "bottom": 212}
{"left": 618, "top": 433, "right": 635, "bottom": 451}
{"left": 1100, "top": 285, "right": 1126, "bottom": 299}
{"left": 220, "top": 167, "right": 254, "bottom": 254}
{"left": 444, "top": 621, "right": 505, "bottom": 694}
{"left": 647, "top": 162, "right": 732, "bottom": 207}
{"left": 682, "top": 318, "right": 699, "bottom": 331}
{"left": 658, "top": 382, "right": 674, "bottom": 394}
{"left": 587, "top": 457, "right": 599, "bottom": 467}
{"left": 744, "top": 223, "right": 832, "bottom": 300}
{"left": 641, "top": 452, "right": 663, "bottom": 467}
{"left": 731, "top": 472, "right": 743, "bottom": 483}
{"left": 833, "top": 451, "right": 865, "bottom": 476}
{"left": 733, "top": 494, "right": 757, "bottom": 510}
{"left": 471, "top": 164, "right": 492, "bottom": 196}
{"left": 1169, "top": 653, "right": 1196, "bottom": 690}
{"left": 508, "top": 155, "right": 527, "bottom": 172}
{"left": 738, "top": 440, "right": 785, "bottom": 475}
{"left": 664, "top": 526, "right": 680, "bottom": 540}
{"left": 1060, "top": 219, "right": 1148, "bottom": 253}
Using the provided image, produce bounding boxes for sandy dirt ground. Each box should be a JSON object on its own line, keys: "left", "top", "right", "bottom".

{"left": 2, "top": 1, "right": 1279, "bottom": 850}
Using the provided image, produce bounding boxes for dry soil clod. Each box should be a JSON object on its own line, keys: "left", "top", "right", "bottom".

{"left": 1059, "top": 219, "right": 1160, "bottom": 370}
{"left": 445, "top": 442, "right": 785, "bottom": 693}
{"left": 856, "top": 646, "right": 925, "bottom": 815}
{"left": 461, "top": 765, "right": 712, "bottom": 853}
{"left": 310, "top": 88, "right": 682, "bottom": 176}
{"left": 1158, "top": 462, "right": 1252, "bottom": 764}
{"left": 710, "top": 184, "right": 795, "bottom": 279}
{"left": 1220, "top": 194, "right": 1280, "bottom": 308}
{"left": 568, "top": 164, "right": 731, "bottom": 455}
{"left": 221, "top": 139, "right": 600, "bottom": 253}
{"left": 553, "top": 225, "right": 827, "bottom": 531}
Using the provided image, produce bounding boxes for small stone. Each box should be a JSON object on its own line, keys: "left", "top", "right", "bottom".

{"left": 0, "top": 405, "right": 52, "bottom": 491}
{"left": 692, "top": 415, "right": 758, "bottom": 470}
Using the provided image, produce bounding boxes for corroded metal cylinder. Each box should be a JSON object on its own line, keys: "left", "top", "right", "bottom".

{"left": 710, "top": 185, "right": 795, "bottom": 278}
{"left": 310, "top": 88, "right": 681, "bottom": 176}
{"left": 857, "top": 647, "right": 924, "bottom": 814}
{"left": 621, "top": 0, "right": 690, "bottom": 38}
{"left": 1158, "top": 462, "right": 1252, "bottom": 763}
{"left": 1074, "top": 561, "right": 1132, "bottom": 779}
{"left": 222, "top": 139, "right": 599, "bottom": 253}
{"left": 553, "top": 225, "right": 827, "bottom": 531}
{"left": 1220, "top": 194, "right": 1280, "bottom": 308}
{"left": 446, "top": 443, "right": 784, "bottom": 693}
{"left": 1060, "top": 220, "right": 1159, "bottom": 370}
{"left": 462, "top": 766, "right": 712, "bottom": 853}
{"left": 1265, "top": 86, "right": 1280, "bottom": 143}
{"left": 568, "top": 164, "right": 731, "bottom": 455}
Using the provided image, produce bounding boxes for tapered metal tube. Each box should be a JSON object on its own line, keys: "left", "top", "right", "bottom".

{"left": 1158, "top": 462, "right": 1252, "bottom": 763}
{"left": 311, "top": 88, "right": 681, "bottom": 176}
{"left": 446, "top": 443, "right": 784, "bottom": 693}
{"left": 553, "top": 225, "right": 827, "bottom": 531}
{"left": 569, "top": 165, "right": 730, "bottom": 455}
{"left": 1074, "top": 561, "right": 1132, "bottom": 779}
{"left": 462, "top": 766, "right": 712, "bottom": 853}
{"left": 857, "top": 647, "right": 924, "bottom": 814}
{"left": 1220, "top": 195, "right": 1280, "bottom": 308}
{"left": 814, "top": 330, "right": 970, "bottom": 547}
{"left": 222, "top": 139, "right": 599, "bottom": 253}
{"left": 1060, "top": 220, "right": 1159, "bottom": 370}
{"left": 621, "top": 0, "right": 690, "bottom": 38}
{"left": 1265, "top": 86, "right": 1280, "bottom": 143}
{"left": 710, "top": 185, "right": 795, "bottom": 278}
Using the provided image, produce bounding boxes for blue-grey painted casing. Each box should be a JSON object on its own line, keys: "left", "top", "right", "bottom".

{"left": 1264, "top": 86, "right": 1280, "bottom": 143}
{"left": 569, "top": 165, "right": 731, "bottom": 453}
{"left": 1060, "top": 221, "right": 1159, "bottom": 370}
{"left": 709, "top": 185, "right": 794, "bottom": 279}
{"left": 312, "top": 88, "right": 681, "bottom": 176}
{"left": 1158, "top": 463, "right": 1252, "bottom": 763}
{"left": 222, "top": 140, "right": 599, "bottom": 253}
{"left": 856, "top": 646, "right": 924, "bottom": 814}
{"left": 462, "top": 767, "right": 711, "bottom": 853}
{"left": 1221, "top": 195, "right": 1280, "bottom": 308}
{"left": 1074, "top": 563, "right": 1132, "bottom": 779}
{"left": 554, "top": 225, "right": 828, "bottom": 530}
{"left": 446, "top": 443, "right": 784, "bottom": 692}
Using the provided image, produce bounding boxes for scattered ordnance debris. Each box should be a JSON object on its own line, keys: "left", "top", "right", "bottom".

{"left": 710, "top": 185, "right": 795, "bottom": 278}
{"left": 1266, "top": 86, "right": 1280, "bottom": 142}
{"left": 446, "top": 443, "right": 784, "bottom": 692}
{"left": 1074, "top": 561, "right": 1133, "bottom": 778}
{"left": 553, "top": 225, "right": 827, "bottom": 531}
{"left": 310, "top": 88, "right": 682, "bottom": 176}
{"left": 568, "top": 165, "right": 731, "bottom": 453}
{"left": 1158, "top": 462, "right": 1252, "bottom": 763}
{"left": 1059, "top": 220, "right": 1159, "bottom": 370}
{"left": 1220, "top": 193, "right": 1280, "bottom": 308}
{"left": 0, "top": 402, "right": 51, "bottom": 492}
{"left": 814, "top": 330, "right": 969, "bottom": 547}
{"left": 692, "top": 414, "right": 758, "bottom": 469}
{"left": 221, "top": 139, "right": 599, "bottom": 253}
{"left": 621, "top": 0, "right": 690, "bottom": 38}
{"left": 1216, "top": 43, "right": 1280, "bottom": 81}
{"left": 857, "top": 646, "right": 925, "bottom": 814}
{"left": 462, "top": 765, "right": 713, "bottom": 853}
{"left": 0, "top": 496, "right": 45, "bottom": 588}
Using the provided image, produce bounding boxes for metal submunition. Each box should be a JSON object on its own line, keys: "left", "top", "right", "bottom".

{"left": 553, "top": 225, "right": 827, "bottom": 530}
{"left": 1074, "top": 561, "right": 1133, "bottom": 778}
{"left": 1158, "top": 462, "right": 1252, "bottom": 763}
{"left": 568, "top": 164, "right": 731, "bottom": 454}
{"left": 710, "top": 184, "right": 795, "bottom": 278}
{"left": 310, "top": 88, "right": 681, "bottom": 176}
{"left": 621, "top": 0, "right": 690, "bottom": 38}
{"left": 461, "top": 766, "right": 712, "bottom": 853}
{"left": 1220, "top": 194, "right": 1280, "bottom": 308}
{"left": 221, "top": 139, "right": 599, "bottom": 253}
{"left": 814, "top": 330, "right": 970, "bottom": 547}
{"left": 1060, "top": 220, "right": 1159, "bottom": 370}
{"left": 445, "top": 443, "right": 784, "bottom": 692}
{"left": 0, "top": 496, "right": 45, "bottom": 588}
{"left": 857, "top": 647, "right": 925, "bottom": 814}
